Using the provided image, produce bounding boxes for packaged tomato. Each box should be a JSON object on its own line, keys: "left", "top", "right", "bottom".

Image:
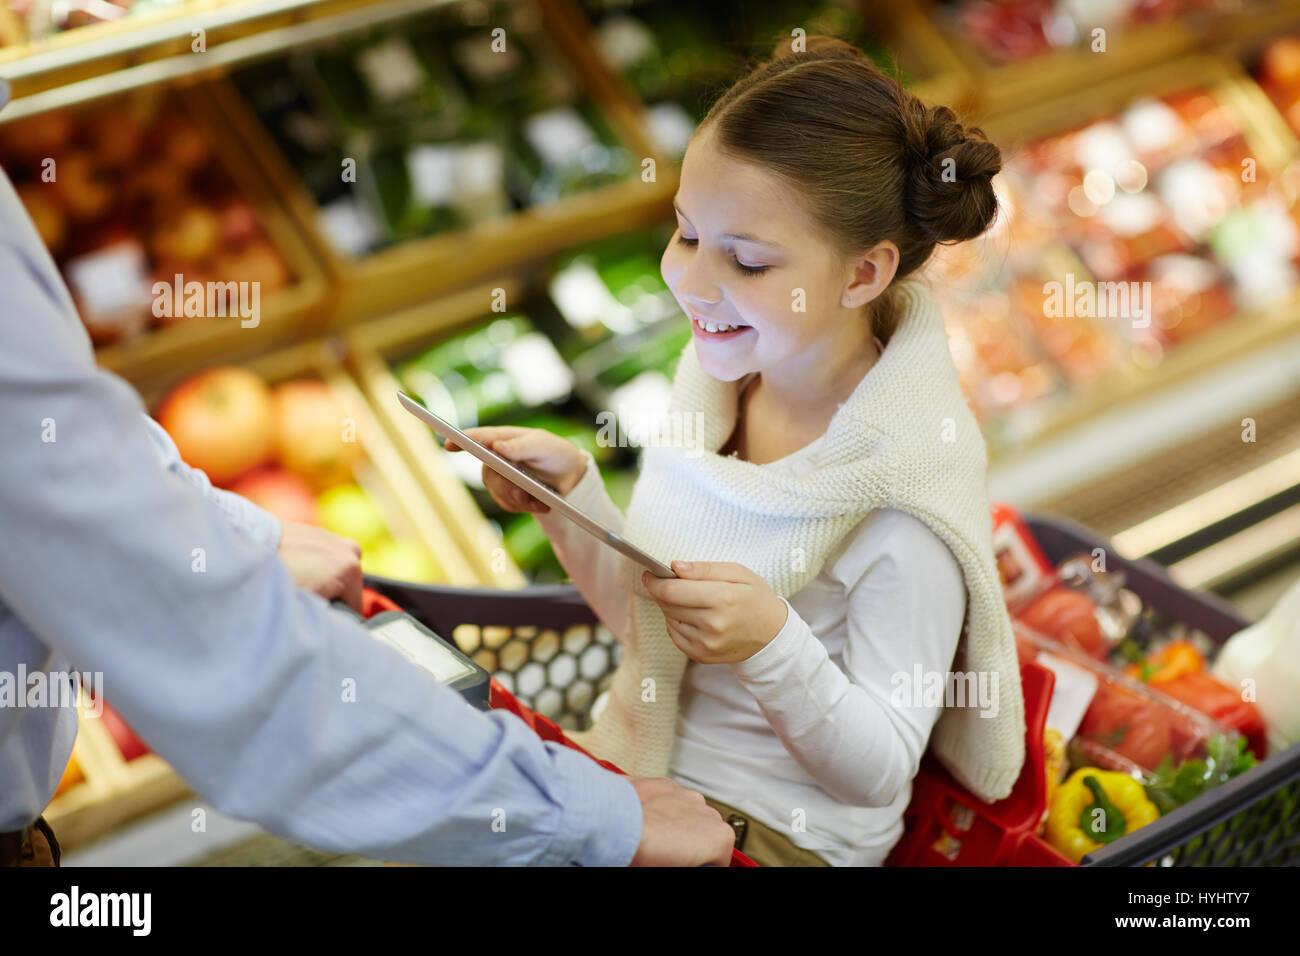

{"left": 1017, "top": 621, "right": 1238, "bottom": 776}
{"left": 1016, "top": 587, "right": 1110, "bottom": 660}
{"left": 1151, "top": 672, "right": 1267, "bottom": 761}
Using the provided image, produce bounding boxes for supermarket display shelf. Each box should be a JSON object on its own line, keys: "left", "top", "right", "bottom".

{"left": 208, "top": 64, "right": 675, "bottom": 328}
{"left": 989, "top": 328, "right": 1300, "bottom": 537}
{"left": 899, "top": 0, "right": 1300, "bottom": 118}
{"left": 81, "top": 82, "right": 333, "bottom": 393}
{"left": 345, "top": 280, "right": 535, "bottom": 589}
{"left": 975, "top": 51, "right": 1300, "bottom": 461}
{"left": 0, "top": 0, "right": 461, "bottom": 117}
{"left": 138, "top": 335, "right": 498, "bottom": 587}
{"left": 18, "top": 0, "right": 1300, "bottom": 862}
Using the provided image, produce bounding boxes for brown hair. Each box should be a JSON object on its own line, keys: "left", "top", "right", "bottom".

{"left": 696, "top": 35, "right": 1001, "bottom": 344}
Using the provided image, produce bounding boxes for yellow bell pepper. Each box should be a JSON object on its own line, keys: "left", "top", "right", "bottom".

{"left": 1046, "top": 768, "right": 1160, "bottom": 863}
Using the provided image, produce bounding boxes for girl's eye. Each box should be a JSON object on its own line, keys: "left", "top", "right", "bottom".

{"left": 676, "top": 233, "right": 769, "bottom": 277}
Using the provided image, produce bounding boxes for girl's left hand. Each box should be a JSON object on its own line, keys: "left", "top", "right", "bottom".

{"left": 642, "top": 561, "right": 788, "bottom": 664}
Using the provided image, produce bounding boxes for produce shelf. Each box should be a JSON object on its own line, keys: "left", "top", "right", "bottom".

{"left": 43, "top": 698, "right": 190, "bottom": 853}
{"left": 205, "top": 4, "right": 675, "bottom": 327}
{"left": 959, "top": 53, "right": 1300, "bottom": 460}
{"left": 899, "top": 0, "right": 1300, "bottom": 117}
{"left": 139, "top": 336, "right": 488, "bottom": 587}
{"left": 0, "top": 0, "right": 463, "bottom": 118}
{"left": 0, "top": 79, "right": 332, "bottom": 395}
{"left": 345, "top": 280, "right": 535, "bottom": 590}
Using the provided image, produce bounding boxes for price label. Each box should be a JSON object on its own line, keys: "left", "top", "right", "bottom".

{"left": 65, "top": 242, "right": 150, "bottom": 320}
{"left": 355, "top": 37, "right": 427, "bottom": 104}
{"left": 454, "top": 141, "right": 506, "bottom": 197}
{"left": 318, "top": 197, "right": 382, "bottom": 257}
{"left": 407, "top": 145, "right": 457, "bottom": 206}
{"left": 523, "top": 107, "right": 596, "bottom": 168}
{"left": 594, "top": 15, "right": 657, "bottom": 70}
{"left": 549, "top": 260, "right": 621, "bottom": 331}
{"left": 646, "top": 102, "right": 696, "bottom": 158}
{"left": 500, "top": 332, "right": 574, "bottom": 406}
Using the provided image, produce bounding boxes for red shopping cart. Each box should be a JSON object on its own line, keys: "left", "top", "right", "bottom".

{"left": 359, "top": 588, "right": 756, "bottom": 867}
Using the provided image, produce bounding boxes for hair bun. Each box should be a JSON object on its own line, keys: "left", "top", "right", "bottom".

{"left": 902, "top": 101, "right": 1001, "bottom": 245}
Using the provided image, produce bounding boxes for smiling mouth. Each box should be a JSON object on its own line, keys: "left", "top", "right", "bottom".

{"left": 691, "top": 314, "right": 751, "bottom": 337}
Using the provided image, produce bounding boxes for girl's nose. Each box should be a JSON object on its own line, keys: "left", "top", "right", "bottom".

{"left": 676, "top": 255, "right": 723, "bottom": 308}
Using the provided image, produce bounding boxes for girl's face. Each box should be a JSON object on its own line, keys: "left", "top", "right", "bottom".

{"left": 660, "top": 123, "right": 879, "bottom": 384}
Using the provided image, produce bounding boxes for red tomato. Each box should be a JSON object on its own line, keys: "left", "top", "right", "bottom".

{"left": 1015, "top": 587, "right": 1108, "bottom": 659}
{"left": 1156, "top": 672, "right": 1268, "bottom": 760}
{"left": 1078, "top": 684, "right": 1173, "bottom": 771}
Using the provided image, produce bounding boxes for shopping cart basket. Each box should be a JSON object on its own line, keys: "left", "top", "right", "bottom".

{"left": 357, "top": 586, "right": 756, "bottom": 866}
{"left": 363, "top": 512, "right": 1300, "bottom": 867}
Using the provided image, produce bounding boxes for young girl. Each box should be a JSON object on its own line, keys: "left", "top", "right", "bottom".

{"left": 448, "top": 35, "right": 1025, "bottom": 866}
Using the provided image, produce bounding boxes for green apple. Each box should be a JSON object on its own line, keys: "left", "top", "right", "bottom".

{"left": 316, "top": 484, "right": 388, "bottom": 550}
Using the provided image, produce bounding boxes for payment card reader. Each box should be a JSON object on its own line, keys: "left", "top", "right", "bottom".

{"left": 336, "top": 603, "right": 492, "bottom": 710}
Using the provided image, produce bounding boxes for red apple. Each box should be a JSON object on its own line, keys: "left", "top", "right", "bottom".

{"left": 228, "top": 466, "right": 319, "bottom": 525}
{"left": 215, "top": 239, "right": 290, "bottom": 293}
{"left": 150, "top": 204, "right": 221, "bottom": 263}
{"left": 150, "top": 113, "right": 213, "bottom": 173}
{"left": 1262, "top": 37, "right": 1300, "bottom": 91}
{"left": 84, "top": 107, "right": 145, "bottom": 169}
{"left": 17, "top": 183, "right": 67, "bottom": 255}
{"left": 1, "top": 110, "right": 73, "bottom": 164}
{"left": 156, "top": 367, "right": 276, "bottom": 486}
{"left": 48, "top": 153, "right": 113, "bottom": 222}
{"left": 218, "top": 200, "right": 262, "bottom": 248}
{"left": 99, "top": 701, "right": 149, "bottom": 762}
{"left": 122, "top": 161, "right": 188, "bottom": 217}
{"left": 273, "top": 380, "right": 364, "bottom": 491}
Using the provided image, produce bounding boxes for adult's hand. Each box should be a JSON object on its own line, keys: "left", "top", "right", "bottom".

{"left": 277, "top": 521, "right": 364, "bottom": 611}
{"left": 628, "top": 777, "right": 736, "bottom": 867}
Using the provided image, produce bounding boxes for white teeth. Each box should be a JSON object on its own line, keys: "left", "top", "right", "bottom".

{"left": 695, "top": 316, "right": 742, "bottom": 333}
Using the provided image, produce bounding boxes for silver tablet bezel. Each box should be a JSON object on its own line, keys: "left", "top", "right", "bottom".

{"left": 397, "top": 392, "right": 676, "bottom": 578}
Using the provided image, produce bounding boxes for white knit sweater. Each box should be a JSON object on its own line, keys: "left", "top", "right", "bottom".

{"left": 568, "top": 280, "right": 1026, "bottom": 802}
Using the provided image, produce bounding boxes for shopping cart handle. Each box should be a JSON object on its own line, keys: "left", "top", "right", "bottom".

{"left": 363, "top": 575, "right": 601, "bottom": 634}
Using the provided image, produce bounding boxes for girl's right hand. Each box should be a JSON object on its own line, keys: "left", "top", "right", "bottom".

{"left": 443, "top": 426, "right": 588, "bottom": 514}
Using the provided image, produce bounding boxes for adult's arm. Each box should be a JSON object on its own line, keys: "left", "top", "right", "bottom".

{"left": 0, "top": 234, "right": 641, "bottom": 866}
{"left": 141, "top": 415, "right": 282, "bottom": 549}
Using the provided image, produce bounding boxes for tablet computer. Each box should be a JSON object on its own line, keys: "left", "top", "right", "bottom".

{"left": 398, "top": 391, "right": 676, "bottom": 578}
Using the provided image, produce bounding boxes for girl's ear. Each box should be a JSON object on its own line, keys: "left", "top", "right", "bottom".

{"left": 841, "top": 240, "right": 899, "bottom": 309}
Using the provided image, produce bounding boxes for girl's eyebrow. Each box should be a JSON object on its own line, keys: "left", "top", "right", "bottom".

{"left": 672, "top": 200, "right": 787, "bottom": 251}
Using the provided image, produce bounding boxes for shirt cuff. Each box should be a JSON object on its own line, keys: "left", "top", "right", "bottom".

{"left": 732, "top": 597, "right": 802, "bottom": 681}
{"left": 542, "top": 745, "right": 643, "bottom": 866}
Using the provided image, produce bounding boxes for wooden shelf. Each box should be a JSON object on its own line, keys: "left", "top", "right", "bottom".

{"left": 345, "top": 280, "right": 532, "bottom": 589}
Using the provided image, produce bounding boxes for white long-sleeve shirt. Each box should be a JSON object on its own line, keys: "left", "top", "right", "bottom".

{"left": 537, "top": 442, "right": 967, "bottom": 866}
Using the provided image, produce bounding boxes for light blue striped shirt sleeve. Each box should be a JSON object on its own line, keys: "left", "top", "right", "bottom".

{"left": 140, "top": 416, "right": 283, "bottom": 549}
{"left": 0, "top": 167, "right": 642, "bottom": 865}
